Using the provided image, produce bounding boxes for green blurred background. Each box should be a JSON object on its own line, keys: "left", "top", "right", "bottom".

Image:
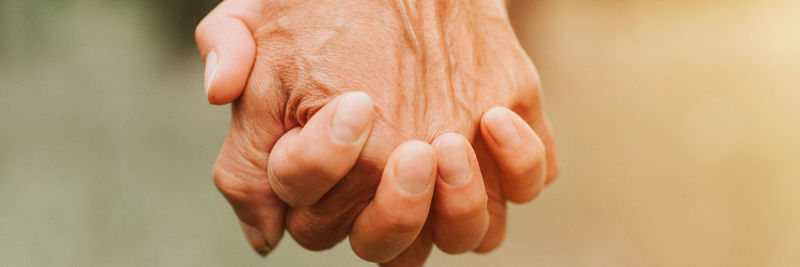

{"left": 2, "top": 0, "right": 799, "bottom": 266}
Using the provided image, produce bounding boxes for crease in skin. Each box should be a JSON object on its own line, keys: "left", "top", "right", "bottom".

{"left": 441, "top": 2, "right": 473, "bottom": 121}
{"left": 393, "top": 0, "right": 429, "bottom": 134}
{"left": 438, "top": 2, "right": 458, "bottom": 119}
{"left": 467, "top": 4, "right": 486, "bottom": 112}
{"left": 502, "top": 56, "right": 519, "bottom": 106}
{"left": 388, "top": 40, "right": 408, "bottom": 136}
{"left": 217, "top": 136, "right": 270, "bottom": 184}
{"left": 273, "top": 4, "right": 343, "bottom": 128}
{"left": 394, "top": 0, "right": 423, "bottom": 65}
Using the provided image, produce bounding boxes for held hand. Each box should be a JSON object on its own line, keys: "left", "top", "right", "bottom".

{"left": 196, "top": 0, "right": 558, "bottom": 264}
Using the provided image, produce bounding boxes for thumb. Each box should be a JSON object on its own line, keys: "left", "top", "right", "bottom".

{"left": 195, "top": 0, "right": 260, "bottom": 105}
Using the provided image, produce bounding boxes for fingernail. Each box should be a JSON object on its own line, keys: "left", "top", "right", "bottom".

{"left": 484, "top": 108, "right": 521, "bottom": 149}
{"left": 330, "top": 92, "right": 373, "bottom": 144}
{"left": 395, "top": 142, "right": 435, "bottom": 194}
{"left": 240, "top": 222, "right": 272, "bottom": 257}
{"left": 435, "top": 134, "right": 471, "bottom": 186}
{"left": 204, "top": 50, "right": 218, "bottom": 95}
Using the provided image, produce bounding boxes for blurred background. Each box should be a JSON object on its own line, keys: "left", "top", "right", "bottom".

{"left": 1, "top": 0, "right": 798, "bottom": 266}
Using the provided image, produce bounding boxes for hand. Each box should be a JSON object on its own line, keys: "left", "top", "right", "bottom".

{"left": 195, "top": 0, "right": 558, "bottom": 264}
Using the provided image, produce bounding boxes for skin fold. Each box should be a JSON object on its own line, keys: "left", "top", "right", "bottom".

{"left": 195, "top": 0, "right": 558, "bottom": 265}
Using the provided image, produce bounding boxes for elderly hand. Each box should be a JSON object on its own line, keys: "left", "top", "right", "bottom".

{"left": 195, "top": 0, "right": 558, "bottom": 265}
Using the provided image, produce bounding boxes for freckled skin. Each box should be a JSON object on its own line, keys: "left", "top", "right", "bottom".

{"left": 231, "top": 0, "right": 552, "bottom": 251}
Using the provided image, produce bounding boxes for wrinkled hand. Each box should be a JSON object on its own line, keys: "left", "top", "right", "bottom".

{"left": 196, "top": 0, "right": 558, "bottom": 265}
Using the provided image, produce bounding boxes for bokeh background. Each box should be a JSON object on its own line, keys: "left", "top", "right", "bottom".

{"left": 2, "top": 0, "right": 799, "bottom": 266}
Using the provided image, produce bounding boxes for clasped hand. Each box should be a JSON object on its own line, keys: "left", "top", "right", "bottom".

{"left": 195, "top": 0, "right": 558, "bottom": 265}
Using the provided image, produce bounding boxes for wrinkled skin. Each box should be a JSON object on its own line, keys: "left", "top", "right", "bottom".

{"left": 196, "top": 0, "right": 558, "bottom": 265}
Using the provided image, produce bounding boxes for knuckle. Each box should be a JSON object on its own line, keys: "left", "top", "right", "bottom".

{"left": 212, "top": 162, "right": 248, "bottom": 203}
{"left": 522, "top": 76, "right": 542, "bottom": 100}
{"left": 286, "top": 211, "right": 347, "bottom": 251}
{"left": 516, "top": 57, "right": 542, "bottom": 94}
{"left": 508, "top": 68, "right": 543, "bottom": 114}
{"left": 283, "top": 76, "right": 338, "bottom": 127}
{"left": 212, "top": 148, "right": 271, "bottom": 205}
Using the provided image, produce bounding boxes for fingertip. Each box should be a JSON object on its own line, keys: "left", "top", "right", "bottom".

{"left": 481, "top": 106, "right": 547, "bottom": 204}
{"left": 349, "top": 141, "right": 436, "bottom": 263}
{"left": 393, "top": 141, "right": 436, "bottom": 195}
{"left": 432, "top": 133, "right": 472, "bottom": 187}
{"left": 329, "top": 91, "right": 374, "bottom": 145}
{"left": 205, "top": 44, "right": 256, "bottom": 105}
{"left": 481, "top": 107, "right": 522, "bottom": 150}
{"left": 346, "top": 91, "right": 373, "bottom": 106}
{"left": 267, "top": 92, "right": 377, "bottom": 207}
{"left": 196, "top": 9, "right": 257, "bottom": 105}
{"left": 240, "top": 222, "right": 272, "bottom": 257}
{"left": 430, "top": 134, "right": 490, "bottom": 254}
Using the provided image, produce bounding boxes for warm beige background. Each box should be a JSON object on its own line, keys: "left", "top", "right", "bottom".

{"left": 1, "top": 0, "right": 799, "bottom": 266}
